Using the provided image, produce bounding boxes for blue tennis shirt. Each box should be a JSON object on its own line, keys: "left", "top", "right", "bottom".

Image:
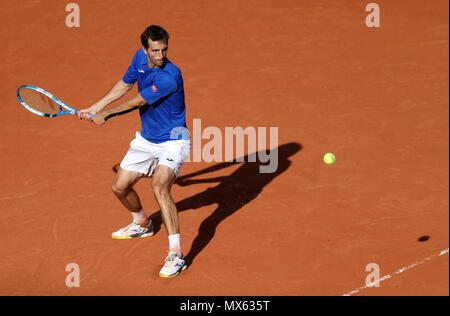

{"left": 122, "top": 48, "right": 188, "bottom": 144}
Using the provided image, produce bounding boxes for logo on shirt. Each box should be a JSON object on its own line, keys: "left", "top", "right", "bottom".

{"left": 138, "top": 69, "right": 145, "bottom": 73}
{"left": 152, "top": 85, "right": 158, "bottom": 92}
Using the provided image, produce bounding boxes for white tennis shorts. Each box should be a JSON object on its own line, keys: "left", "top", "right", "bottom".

{"left": 120, "top": 132, "right": 191, "bottom": 177}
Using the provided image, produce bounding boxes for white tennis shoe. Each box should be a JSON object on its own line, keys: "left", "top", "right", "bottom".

{"left": 159, "top": 252, "right": 187, "bottom": 278}
{"left": 111, "top": 220, "right": 154, "bottom": 239}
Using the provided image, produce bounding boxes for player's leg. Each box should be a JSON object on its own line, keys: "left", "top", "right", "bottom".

{"left": 112, "top": 167, "right": 147, "bottom": 224}
{"left": 111, "top": 132, "right": 160, "bottom": 239}
{"left": 152, "top": 164, "right": 187, "bottom": 278}
{"left": 152, "top": 139, "right": 190, "bottom": 277}
{"left": 111, "top": 167, "right": 154, "bottom": 239}
{"left": 152, "top": 165, "right": 179, "bottom": 245}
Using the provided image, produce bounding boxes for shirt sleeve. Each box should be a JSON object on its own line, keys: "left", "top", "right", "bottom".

{"left": 122, "top": 53, "right": 138, "bottom": 84}
{"left": 140, "top": 74, "right": 177, "bottom": 105}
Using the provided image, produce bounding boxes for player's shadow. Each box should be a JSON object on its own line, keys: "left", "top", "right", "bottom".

{"left": 113, "top": 142, "right": 302, "bottom": 267}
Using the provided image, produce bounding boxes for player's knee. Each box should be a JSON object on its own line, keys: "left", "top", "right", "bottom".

{"left": 152, "top": 182, "right": 169, "bottom": 200}
{"left": 112, "top": 183, "right": 128, "bottom": 197}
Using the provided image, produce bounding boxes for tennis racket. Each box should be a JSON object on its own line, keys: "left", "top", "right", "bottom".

{"left": 17, "top": 85, "right": 93, "bottom": 118}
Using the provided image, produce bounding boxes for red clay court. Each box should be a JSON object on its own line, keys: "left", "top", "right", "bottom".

{"left": 0, "top": 0, "right": 448, "bottom": 296}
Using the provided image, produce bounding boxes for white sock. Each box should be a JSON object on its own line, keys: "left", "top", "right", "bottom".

{"left": 131, "top": 208, "right": 147, "bottom": 225}
{"left": 168, "top": 234, "right": 181, "bottom": 255}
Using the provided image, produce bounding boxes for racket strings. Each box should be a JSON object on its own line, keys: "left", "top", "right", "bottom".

{"left": 19, "top": 88, "right": 61, "bottom": 115}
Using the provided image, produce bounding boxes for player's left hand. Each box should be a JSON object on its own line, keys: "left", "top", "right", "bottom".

{"left": 92, "top": 112, "right": 106, "bottom": 126}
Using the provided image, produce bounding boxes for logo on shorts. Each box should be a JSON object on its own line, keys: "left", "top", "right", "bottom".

{"left": 152, "top": 85, "right": 158, "bottom": 92}
{"left": 166, "top": 158, "right": 174, "bottom": 162}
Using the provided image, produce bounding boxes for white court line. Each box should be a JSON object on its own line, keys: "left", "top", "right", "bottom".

{"left": 342, "top": 248, "right": 449, "bottom": 296}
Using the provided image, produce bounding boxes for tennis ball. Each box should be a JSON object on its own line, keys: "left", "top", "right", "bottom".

{"left": 323, "top": 153, "right": 336, "bottom": 164}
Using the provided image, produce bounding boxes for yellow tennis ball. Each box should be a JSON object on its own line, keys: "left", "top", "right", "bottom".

{"left": 324, "top": 153, "right": 336, "bottom": 164}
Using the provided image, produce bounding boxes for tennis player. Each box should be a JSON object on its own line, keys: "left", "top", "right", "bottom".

{"left": 79, "top": 25, "right": 190, "bottom": 278}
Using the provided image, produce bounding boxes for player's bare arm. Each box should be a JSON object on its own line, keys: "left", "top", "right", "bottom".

{"left": 79, "top": 79, "right": 134, "bottom": 120}
{"left": 91, "top": 93, "right": 147, "bottom": 125}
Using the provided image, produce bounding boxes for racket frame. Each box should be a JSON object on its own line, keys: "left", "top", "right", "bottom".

{"left": 17, "top": 85, "right": 79, "bottom": 117}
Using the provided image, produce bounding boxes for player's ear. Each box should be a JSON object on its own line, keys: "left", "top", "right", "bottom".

{"left": 142, "top": 47, "right": 148, "bottom": 55}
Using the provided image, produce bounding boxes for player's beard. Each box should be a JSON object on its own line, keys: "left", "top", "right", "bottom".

{"left": 150, "top": 56, "right": 165, "bottom": 68}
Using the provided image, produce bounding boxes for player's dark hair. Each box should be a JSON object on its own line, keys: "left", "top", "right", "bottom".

{"left": 141, "top": 25, "right": 169, "bottom": 48}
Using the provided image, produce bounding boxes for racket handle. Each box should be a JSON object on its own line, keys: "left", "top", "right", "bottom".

{"left": 75, "top": 110, "right": 94, "bottom": 118}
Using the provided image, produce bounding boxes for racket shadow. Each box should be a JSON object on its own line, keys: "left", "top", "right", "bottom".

{"left": 112, "top": 142, "right": 302, "bottom": 268}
